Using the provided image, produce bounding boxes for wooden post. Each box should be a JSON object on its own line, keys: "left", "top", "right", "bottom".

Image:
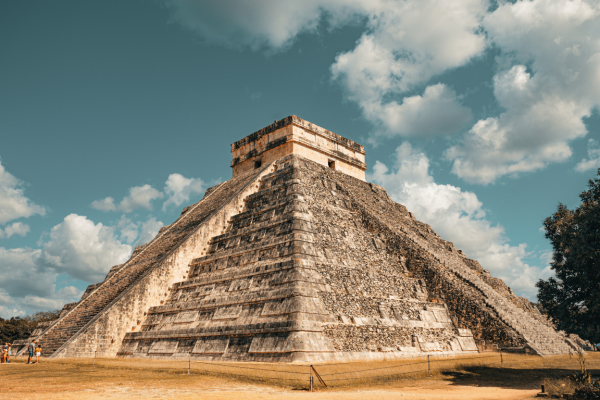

{"left": 500, "top": 350, "right": 503, "bottom": 368}
{"left": 310, "top": 365, "right": 313, "bottom": 392}
{"left": 311, "top": 366, "right": 327, "bottom": 388}
{"left": 94, "top": 351, "right": 97, "bottom": 366}
{"left": 188, "top": 355, "right": 190, "bottom": 375}
{"left": 428, "top": 355, "right": 431, "bottom": 376}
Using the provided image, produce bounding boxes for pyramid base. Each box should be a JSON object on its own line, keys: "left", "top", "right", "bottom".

{"left": 118, "top": 349, "right": 478, "bottom": 363}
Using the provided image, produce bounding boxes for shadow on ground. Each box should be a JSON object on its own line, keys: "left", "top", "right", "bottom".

{"left": 443, "top": 366, "right": 600, "bottom": 390}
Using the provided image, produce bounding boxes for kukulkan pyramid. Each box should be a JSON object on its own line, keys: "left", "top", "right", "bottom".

{"left": 16, "top": 116, "right": 590, "bottom": 361}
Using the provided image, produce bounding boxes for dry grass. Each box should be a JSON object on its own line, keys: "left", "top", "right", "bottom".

{"left": 541, "top": 377, "right": 579, "bottom": 398}
{"left": 304, "top": 352, "right": 600, "bottom": 389}
{"left": 1, "top": 352, "right": 598, "bottom": 399}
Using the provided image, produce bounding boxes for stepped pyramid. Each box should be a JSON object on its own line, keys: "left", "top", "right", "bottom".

{"left": 23, "top": 116, "right": 583, "bottom": 361}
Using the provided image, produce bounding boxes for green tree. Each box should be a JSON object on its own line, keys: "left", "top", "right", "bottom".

{"left": 0, "top": 310, "right": 61, "bottom": 344}
{"left": 537, "top": 170, "right": 600, "bottom": 343}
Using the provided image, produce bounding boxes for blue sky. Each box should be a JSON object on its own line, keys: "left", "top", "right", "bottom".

{"left": 1, "top": 0, "right": 599, "bottom": 317}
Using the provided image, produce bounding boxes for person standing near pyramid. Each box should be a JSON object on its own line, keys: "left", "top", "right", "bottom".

{"left": 0, "top": 343, "right": 6, "bottom": 363}
{"left": 27, "top": 340, "right": 35, "bottom": 364}
{"left": 34, "top": 342, "right": 42, "bottom": 364}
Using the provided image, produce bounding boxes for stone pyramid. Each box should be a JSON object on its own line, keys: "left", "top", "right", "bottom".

{"left": 25, "top": 116, "right": 583, "bottom": 361}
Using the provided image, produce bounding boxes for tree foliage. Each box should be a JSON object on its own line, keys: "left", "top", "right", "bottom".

{"left": 0, "top": 310, "right": 60, "bottom": 344}
{"left": 536, "top": 170, "right": 600, "bottom": 343}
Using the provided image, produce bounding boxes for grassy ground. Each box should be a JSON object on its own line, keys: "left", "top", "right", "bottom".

{"left": 1, "top": 352, "right": 598, "bottom": 399}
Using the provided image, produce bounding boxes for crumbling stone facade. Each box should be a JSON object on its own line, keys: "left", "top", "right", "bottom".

{"left": 25, "top": 116, "right": 586, "bottom": 361}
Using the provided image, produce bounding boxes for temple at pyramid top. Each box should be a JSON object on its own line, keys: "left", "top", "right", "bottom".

{"left": 231, "top": 115, "right": 367, "bottom": 181}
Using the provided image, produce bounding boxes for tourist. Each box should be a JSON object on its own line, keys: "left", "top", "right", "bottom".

{"left": 1, "top": 343, "right": 6, "bottom": 364}
{"left": 6, "top": 343, "right": 11, "bottom": 363}
{"left": 34, "top": 342, "right": 42, "bottom": 364}
{"left": 27, "top": 340, "right": 35, "bottom": 364}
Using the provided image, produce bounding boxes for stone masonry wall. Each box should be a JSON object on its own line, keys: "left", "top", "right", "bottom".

{"left": 291, "top": 158, "right": 466, "bottom": 353}
{"left": 301, "top": 157, "right": 574, "bottom": 355}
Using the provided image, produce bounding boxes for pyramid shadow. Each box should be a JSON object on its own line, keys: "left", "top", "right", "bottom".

{"left": 442, "top": 366, "right": 600, "bottom": 390}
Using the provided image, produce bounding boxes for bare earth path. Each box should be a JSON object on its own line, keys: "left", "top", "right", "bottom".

{"left": 2, "top": 354, "right": 598, "bottom": 399}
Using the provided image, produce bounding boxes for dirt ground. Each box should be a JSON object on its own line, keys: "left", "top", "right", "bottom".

{"left": 2, "top": 353, "right": 598, "bottom": 400}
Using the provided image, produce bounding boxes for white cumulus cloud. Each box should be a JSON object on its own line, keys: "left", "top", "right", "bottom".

{"left": 92, "top": 184, "right": 163, "bottom": 213}
{"left": 92, "top": 173, "right": 211, "bottom": 214}
{"left": 575, "top": 139, "right": 600, "bottom": 172}
{"left": 0, "top": 221, "right": 30, "bottom": 239}
{"left": 19, "top": 286, "right": 83, "bottom": 312}
{"left": 0, "top": 211, "right": 163, "bottom": 318}
{"left": 163, "top": 0, "right": 600, "bottom": 183}
{"left": 163, "top": 0, "right": 484, "bottom": 139}
{"left": 161, "top": 0, "right": 370, "bottom": 51}
{"left": 41, "top": 214, "right": 132, "bottom": 282}
{"left": 116, "top": 215, "right": 140, "bottom": 244}
{"left": 0, "top": 246, "right": 82, "bottom": 317}
{"left": 115, "top": 215, "right": 164, "bottom": 247}
{"left": 162, "top": 173, "right": 208, "bottom": 211}
{"left": 0, "top": 247, "right": 52, "bottom": 299}
{"left": 134, "top": 216, "right": 164, "bottom": 247}
{"left": 359, "top": 84, "right": 472, "bottom": 141}
{"left": 447, "top": 0, "right": 600, "bottom": 184}
{"left": 331, "top": 0, "right": 485, "bottom": 139}
{"left": 118, "top": 185, "right": 164, "bottom": 213}
{"left": 91, "top": 197, "right": 117, "bottom": 212}
{"left": 0, "top": 161, "right": 45, "bottom": 225}
{"left": 368, "top": 143, "right": 550, "bottom": 299}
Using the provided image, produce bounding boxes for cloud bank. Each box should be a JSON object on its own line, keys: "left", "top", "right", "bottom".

{"left": 163, "top": 0, "right": 600, "bottom": 182}
{"left": 0, "top": 222, "right": 30, "bottom": 239}
{"left": 162, "top": 173, "right": 208, "bottom": 211}
{"left": 92, "top": 184, "right": 164, "bottom": 213}
{"left": 0, "top": 164, "right": 209, "bottom": 317}
{"left": 0, "top": 211, "right": 165, "bottom": 318}
{"left": 161, "top": 0, "right": 369, "bottom": 51}
{"left": 448, "top": 0, "right": 600, "bottom": 183}
{"left": 0, "top": 161, "right": 45, "bottom": 225}
{"left": 92, "top": 173, "right": 213, "bottom": 214}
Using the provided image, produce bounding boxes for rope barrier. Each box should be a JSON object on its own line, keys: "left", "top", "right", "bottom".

{"left": 193, "top": 360, "right": 308, "bottom": 375}
{"left": 326, "top": 366, "right": 433, "bottom": 381}
{"left": 53, "top": 352, "right": 598, "bottom": 388}
{"left": 318, "top": 355, "right": 498, "bottom": 376}
{"left": 428, "top": 354, "right": 498, "bottom": 362}
{"left": 321, "top": 361, "right": 500, "bottom": 382}
{"left": 315, "top": 353, "right": 497, "bottom": 368}
{"left": 193, "top": 369, "right": 307, "bottom": 382}
{"left": 319, "top": 360, "right": 429, "bottom": 376}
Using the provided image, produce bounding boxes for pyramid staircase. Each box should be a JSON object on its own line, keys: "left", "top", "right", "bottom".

{"left": 334, "top": 171, "right": 578, "bottom": 356}
{"left": 32, "top": 166, "right": 268, "bottom": 357}
{"left": 121, "top": 157, "right": 336, "bottom": 360}
{"left": 447, "top": 267, "right": 574, "bottom": 355}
